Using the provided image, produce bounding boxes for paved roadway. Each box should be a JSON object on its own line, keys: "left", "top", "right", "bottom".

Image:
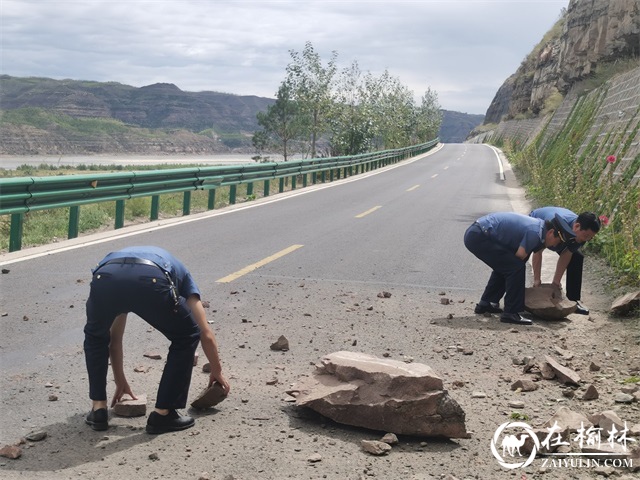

{"left": 0, "top": 143, "right": 529, "bottom": 456}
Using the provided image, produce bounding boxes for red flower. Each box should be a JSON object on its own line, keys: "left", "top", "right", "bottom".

{"left": 606, "top": 155, "right": 616, "bottom": 163}
{"left": 599, "top": 215, "right": 610, "bottom": 226}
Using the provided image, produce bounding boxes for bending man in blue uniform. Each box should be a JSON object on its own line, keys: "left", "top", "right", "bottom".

{"left": 529, "top": 207, "right": 600, "bottom": 315}
{"left": 84, "top": 246, "right": 230, "bottom": 434}
{"left": 464, "top": 212, "right": 575, "bottom": 325}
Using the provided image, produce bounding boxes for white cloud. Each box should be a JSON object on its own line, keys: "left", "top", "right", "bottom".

{"left": 1, "top": 0, "right": 568, "bottom": 114}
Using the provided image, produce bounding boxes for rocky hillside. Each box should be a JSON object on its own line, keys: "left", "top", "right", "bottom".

{"left": 483, "top": 0, "right": 639, "bottom": 125}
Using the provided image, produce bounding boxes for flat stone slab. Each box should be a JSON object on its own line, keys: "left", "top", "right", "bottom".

{"left": 525, "top": 284, "right": 577, "bottom": 320}
{"left": 190, "top": 382, "right": 228, "bottom": 409}
{"left": 544, "top": 356, "right": 581, "bottom": 385}
{"left": 288, "top": 351, "right": 468, "bottom": 438}
{"left": 611, "top": 290, "right": 640, "bottom": 315}
{"left": 113, "top": 394, "right": 147, "bottom": 417}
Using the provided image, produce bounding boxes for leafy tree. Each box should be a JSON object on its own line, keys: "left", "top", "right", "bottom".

{"left": 414, "top": 88, "right": 443, "bottom": 143}
{"left": 286, "top": 41, "right": 337, "bottom": 158}
{"left": 253, "top": 82, "right": 303, "bottom": 162}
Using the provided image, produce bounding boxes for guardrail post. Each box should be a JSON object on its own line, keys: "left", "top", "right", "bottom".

{"left": 321, "top": 171, "right": 326, "bottom": 183}
{"left": 336, "top": 169, "right": 341, "bottom": 180}
{"left": 247, "top": 182, "right": 254, "bottom": 197}
{"left": 330, "top": 170, "right": 334, "bottom": 182}
{"left": 68, "top": 206, "right": 80, "bottom": 239}
{"left": 115, "top": 200, "right": 125, "bottom": 229}
{"left": 291, "top": 175, "right": 297, "bottom": 190}
{"left": 208, "top": 189, "right": 216, "bottom": 210}
{"left": 302, "top": 174, "right": 307, "bottom": 187}
{"left": 9, "top": 213, "right": 24, "bottom": 252}
{"left": 312, "top": 172, "right": 317, "bottom": 184}
{"left": 349, "top": 166, "right": 354, "bottom": 176}
{"left": 229, "top": 185, "right": 237, "bottom": 205}
{"left": 263, "top": 180, "right": 270, "bottom": 197}
{"left": 279, "top": 178, "right": 284, "bottom": 193}
{"left": 150, "top": 195, "right": 160, "bottom": 220}
{"left": 183, "top": 191, "right": 192, "bottom": 215}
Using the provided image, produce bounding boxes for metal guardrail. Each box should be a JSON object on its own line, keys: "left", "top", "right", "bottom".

{"left": 0, "top": 140, "right": 438, "bottom": 251}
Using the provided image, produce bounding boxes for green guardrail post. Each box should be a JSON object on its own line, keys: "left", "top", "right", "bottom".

{"left": 330, "top": 170, "right": 334, "bottom": 182}
{"left": 349, "top": 166, "right": 354, "bottom": 176}
{"left": 291, "top": 175, "right": 297, "bottom": 190}
{"left": 263, "top": 180, "right": 270, "bottom": 197}
{"left": 9, "top": 213, "right": 24, "bottom": 252}
{"left": 247, "top": 182, "right": 254, "bottom": 197}
{"left": 279, "top": 178, "right": 284, "bottom": 193}
{"left": 302, "top": 174, "right": 307, "bottom": 187}
{"left": 336, "top": 169, "right": 341, "bottom": 180}
{"left": 229, "top": 185, "right": 237, "bottom": 205}
{"left": 68, "top": 205, "right": 80, "bottom": 239}
{"left": 150, "top": 195, "right": 160, "bottom": 220}
{"left": 321, "top": 171, "right": 326, "bottom": 183}
{"left": 115, "top": 200, "right": 125, "bottom": 229}
{"left": 312, "top": 172, "right": 317, "bottom": 184}
{"left": 208, "top": 189, "right": 216, "bottom": 210}
{"left": 183, "top": 191, "right": 192, "bottom": 215}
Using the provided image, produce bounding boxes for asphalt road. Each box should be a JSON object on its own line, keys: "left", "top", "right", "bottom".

{"left": 0, "top": 142, "right": 551, "bottom": 479}
{"left": 0, "top": 143, "right": 510, "bottom": 372}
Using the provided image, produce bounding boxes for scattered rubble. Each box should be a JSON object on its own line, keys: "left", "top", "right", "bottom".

{"left": 361, "top": 440, "right": 391, "bottom": 456}
{"left": 543, "top": 355, "right": 581, "bottom": 385}
{"left": 191, "top": 382, "right": 228, "bottom": 409}
{"left": 0, "top": 445, "right": 22, "bottom": 459}
{"left": 288, "top": 351, "right": 468, "bottom": 438}
{"left": 610, "top": 290, "right": 640, "bottom": 315}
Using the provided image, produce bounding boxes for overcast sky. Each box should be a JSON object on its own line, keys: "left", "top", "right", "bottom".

{"left": 2, "top": 0, "right": 569, "bottom": 115}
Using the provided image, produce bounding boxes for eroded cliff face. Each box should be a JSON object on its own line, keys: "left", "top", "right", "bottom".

{"left": 485, "top": 0, "right": 639, "bottom": 124}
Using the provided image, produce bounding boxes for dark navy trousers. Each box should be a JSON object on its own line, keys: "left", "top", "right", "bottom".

{"left": 464, "top": 223, "right": 527, "bottom": 314}
{"left": 84, "top": 263, "right": 200, "bottom": 409}
{"left": 561, "top": 250, "right": 584, "bottom": 301}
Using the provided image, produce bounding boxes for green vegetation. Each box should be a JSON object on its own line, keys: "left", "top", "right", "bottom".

{"left": 509, "top": 412, "right": 530, "bottom": 421}
{"left": 622, "top": 376, "right": 640, "bottom": 384}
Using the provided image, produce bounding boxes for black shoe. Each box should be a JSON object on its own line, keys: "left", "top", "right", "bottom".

{"left": 500, "top": 312, "right": 533, "bottom": 325}
{"left": 85, "top": 408, "right": 108, "bottom": 431}
{"left": 474, "top": 302, "right": 503, "bottom": 314}
{"left": 574, "top": 301, "right": 589, "bottom": 315}
{"left": 146, "top": 410, "right": 195, "bottom": 434}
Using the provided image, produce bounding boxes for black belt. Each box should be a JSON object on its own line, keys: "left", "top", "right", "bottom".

{"left": 102, "top": 257, "right": 159, "bottom": 268}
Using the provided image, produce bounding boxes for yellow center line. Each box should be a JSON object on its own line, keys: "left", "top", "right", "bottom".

{"left": 431, "top": 174, "right": 439, "bottom": 179}
{"left": 216, "top": 244, "right": 304, "bottom": 283}
{"left": 406, "top": 184, "right": 420, "bottom": 192}
{"left": 355, "top": 206, "right": 382, "bottom": 218}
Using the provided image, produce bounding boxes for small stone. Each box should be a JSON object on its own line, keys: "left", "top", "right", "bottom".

{"left": 377, "top": 291, "right": 392, "bottom": 298}
{"left": 23, "top": 315, "right": 29, "bottom": 321}
{"left": 25, "top": 431, "right": 47, "bottom": 442}
{"left": 133, "top": 366, "right": 150, "bottom": 373}
{"left": 48, "top": 394, "right": 58, "bottom": 401}
{"left": 0, "top": 445, "right": 22, "bottom": 459}
{"left": 582, "top": 384, "right": 599, "bottom": 401}
{"left": 307, "top": 453, "right": 322, "bottom": 463}
{"left": 447, "top": 314, "right": 454, "bottom": 319}
{"left": 589, "top": 362, "right": 601, "bottom": 372}
{"left": 380, "top": 433, "right": 398, "bottom": 445}
{"left": 508, "top": 401, "right": 525, "bottom": 409}
{"left": 471, "top": 391, "right": 487, "bottom": 399}
{"left": 143, "top": 352, "right": 162, "bottom": 360}
{"left": 614, "top": 393, "right": 634, "bottom": 404}
{"left": 361, "top": 440, "right": 391, "bottom": 456}
{"left": 562, "top": 389, "right": 575, "bottom": 399}
{"left": 202, "top": 363, "right": 211, "bottom": 373}
{"left": 440, "top": 298, "right": 450, "bottom": 305}
{"left": 270, "top": 335, "right": 289, "bottom": 351}
{"left": 201, "top": 300, "right": 210, "bottom": 308}
{"left": 266, "top": 378, "right": 278, "bottom": 386}
{"left": 511, "top": 380, "right": 539, "bottom": 392}
{"left": 1, "top": 269, "right": 10, "bottom": 274}
{"left": 191, "top": 382, "right": 228, "bottom": 409}
{"left": 148, "top": 452, "right": 159, "bottom": 461}
{"left": 113, "top": 394, "right": 147, "bottom": 417}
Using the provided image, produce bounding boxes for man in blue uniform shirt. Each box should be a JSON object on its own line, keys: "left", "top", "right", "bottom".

{"left": 464, "top": 212, "right": 575, "bottom": 325}
{"left": 529, "top": 207, "right": 600, "bottom": 315}
{"left": 84, "top": 246, "right": 230, "bottom": 434}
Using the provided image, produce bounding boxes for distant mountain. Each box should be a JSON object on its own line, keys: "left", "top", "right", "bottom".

{"left": 0, "top": 75, "right": 484, "bottom": 155}
{"left": 439, "top": 110, "right": 484, "bottom": 143}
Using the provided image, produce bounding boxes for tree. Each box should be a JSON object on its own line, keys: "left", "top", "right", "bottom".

{"left": 286, "top": 41, "right": 337, "bottom": 158}
{"left": 414, "top": 88, "right": 442, "bottom": 143}
{"left": 253, "top": 82, "right": 303, "bottom": 162}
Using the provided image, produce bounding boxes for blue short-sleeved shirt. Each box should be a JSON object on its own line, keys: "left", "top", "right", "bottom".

{"left": 94, "top": 246, "right": 201, "bottom": 298}
{"left": 476, "top": 212, "right": 546, "bottom": 255}
{"left": 529, "top": 207, "right": 581, "bottom": 253}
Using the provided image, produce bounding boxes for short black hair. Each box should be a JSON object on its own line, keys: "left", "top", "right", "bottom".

{"left": 576, "top": 212, "right": 600, "bottom": 233}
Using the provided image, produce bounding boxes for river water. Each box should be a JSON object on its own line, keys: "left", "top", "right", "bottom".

{"left": 0, "top": 153, "right": 296, "bottom": 170}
